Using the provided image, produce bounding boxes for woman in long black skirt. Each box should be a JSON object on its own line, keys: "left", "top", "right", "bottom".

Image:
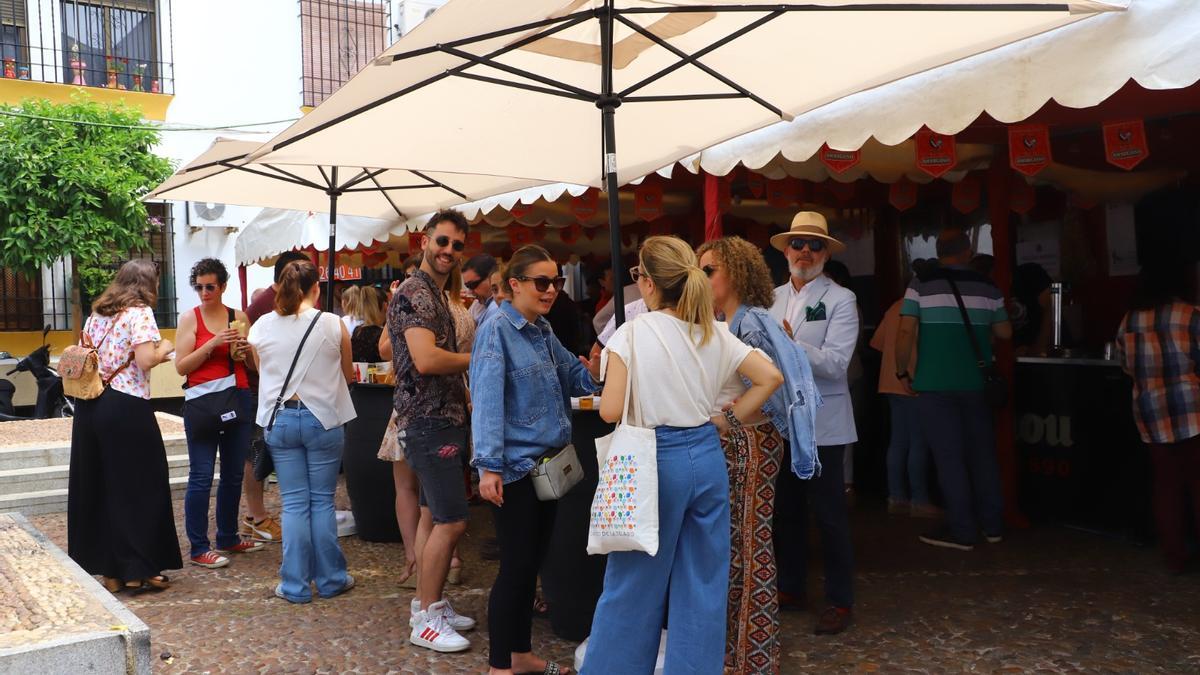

{"left": 69, "top": 259, "right": 182, "bottom": 592}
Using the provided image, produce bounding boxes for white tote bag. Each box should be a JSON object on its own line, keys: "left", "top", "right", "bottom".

{"left": 588, "top": 322, "right": 660, "bottom": 556}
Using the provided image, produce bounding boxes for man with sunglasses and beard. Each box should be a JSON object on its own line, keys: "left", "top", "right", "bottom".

{"left": 463, "top": 254, "right": 499, "bottom": 326}
{"left": 388, "top": 209, "right": 478, "bottom": 653}
{"left": 767, "top": 211, "right": 859, "bottom": 636}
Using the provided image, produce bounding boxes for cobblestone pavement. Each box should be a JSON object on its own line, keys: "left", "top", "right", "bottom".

{"left": 28, "top": 481, "right": 1200, "bottom": 674}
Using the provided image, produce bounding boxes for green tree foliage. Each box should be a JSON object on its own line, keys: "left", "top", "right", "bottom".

{"left": 0, "top": 95, "right": 173, "bottom": 278}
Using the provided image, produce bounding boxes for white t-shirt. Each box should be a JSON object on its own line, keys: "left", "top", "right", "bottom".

{"left": 601, "top": 312, "right": 754, "bottom": 428}
{"left": 341, "top": 314, "right": 363, "bottom": 336}
{"left": 248, "top": 308, "right": 357, "bottom": 430}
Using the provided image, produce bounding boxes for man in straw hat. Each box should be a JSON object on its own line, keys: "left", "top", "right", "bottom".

{"left": 768, "top": 211, "right": 858, "bottom": 636}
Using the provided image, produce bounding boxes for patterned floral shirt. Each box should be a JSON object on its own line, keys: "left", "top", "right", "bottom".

{"left": 1115, "top": 301, "right": 1200, "bottom": 444}
{"left": 83, "top": 305, "right": 161, "bottom": 400}
{"left": 386, "top": 270, "right": 467, "bottom": 429}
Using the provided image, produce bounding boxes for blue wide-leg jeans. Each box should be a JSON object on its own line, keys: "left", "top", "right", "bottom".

{"left": 267, "top": 405, "right": 349, "bottom": 602}
{"left": 584, "top": 423, "right": 730, "bottom": 675}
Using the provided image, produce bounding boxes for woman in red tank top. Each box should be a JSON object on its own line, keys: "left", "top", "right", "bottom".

{"left": 174, "top": 258, "right": 260, "bottom": 569}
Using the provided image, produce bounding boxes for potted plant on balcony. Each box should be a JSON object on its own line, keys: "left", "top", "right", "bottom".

{"left": 132, "top": 63, "right": 147, "bottom": 91}
{"left": 70, "top": 44, "right": 87, "bottom": 86}
{"left": 104, "top": 56, "right": 124, "bottom": 88}
{"left": 2, "top": 58, "right": 15, "bottom": 79}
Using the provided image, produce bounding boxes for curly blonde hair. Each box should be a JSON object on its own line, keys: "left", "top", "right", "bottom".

{"left": 696, "top": 236, "right": 775, "bottom": 310}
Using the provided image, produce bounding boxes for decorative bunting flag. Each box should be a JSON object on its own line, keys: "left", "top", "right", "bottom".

{"left": 571, "top": 188, "right": 599, "bottom": 222}
{"left": 765, "top": 177, "right": 799, "bottom": 208}
{"left": 1102, "top": 119, "right": 1150, "bottom": 171}
{"left": 1009, "top": 174, "right": 1036, "bottom": 214}
{"left": 634, "top": 182, "right": 664, "bottom": 222}
{"left": 825, "top": 180, "right": 855, "bottom": 203}
{"left": 509, "top": 201, "right": 534, "bottom": 221}
{"left": 889, "top": 180, "right": 918, "bottom": 212}
{"left": 408, "top": 232, "right": 423, "bottom": 254}
{"left": 560, "top": 223, "right": 582, "bottom": 245}
{"left": 915, "top": 128, "right": 957, "bottom": 178}
{"left": 1008, "top": 124, "right": 1052, "bottom": 176}
{"left": 745, "top": 171, "right": 766, "bottom": 198}
{"left": 819, "top": 143, "right": 861, "bottom": 174}
{"left": 583, "top": 227, "right": 598, "bottom": 241}
{"left": 507, "top": 226, "right": 536, "bottom": 247}
{"left": 951, "top": 175, "right": 982, "bottom": 213}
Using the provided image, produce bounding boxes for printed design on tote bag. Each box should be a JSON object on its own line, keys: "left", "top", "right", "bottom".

{"left": 590, "top": 453, "right": 640, "bottom": 535}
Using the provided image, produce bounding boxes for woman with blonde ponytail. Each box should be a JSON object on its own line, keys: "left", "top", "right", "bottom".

{"left": 585, "top": 236, "right": 783, "bottom": 675}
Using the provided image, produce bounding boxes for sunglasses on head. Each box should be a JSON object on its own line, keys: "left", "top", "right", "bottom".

{"left": 433, "top": 235, "right": 466, "bottom": 252}
{"left": 788, "top": 237, "right": 827, "bottom": 253}
{"left": 518, "top": 276, "right": 566, "bottom": 293}
{"left": 193, "top": 283, "right": 220, "bottom": 293}
{"left": 464, "top": 277, "right": 485, "bottom": 290}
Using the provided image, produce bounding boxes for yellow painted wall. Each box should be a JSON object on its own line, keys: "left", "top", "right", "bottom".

{"left": 1, "top": 329, "right": 184, "bottom": 404}
{"left": 0, "top": 80, "right": 173, "bottom": 120}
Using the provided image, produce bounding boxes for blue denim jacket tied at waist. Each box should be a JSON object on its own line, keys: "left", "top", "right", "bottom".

{"left": 730, "top": 305, "right": 823, "bottom": 479}
{"left": 469, "top": 301, "right": 599, "bottom": 484}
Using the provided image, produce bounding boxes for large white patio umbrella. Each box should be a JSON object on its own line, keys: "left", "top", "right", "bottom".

{"left": 249, "top": 0, "right": 1123, "bottom": 322}
{"left": 147, "top": 138, "right": 547, "bottom": 309}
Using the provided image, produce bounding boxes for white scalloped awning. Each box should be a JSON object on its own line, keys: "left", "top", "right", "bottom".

{"left": 235, "top": 208, "right": 404, "bottom": 266}
{"left": 682, "top": 0, "right": 1197, "bottom": 175}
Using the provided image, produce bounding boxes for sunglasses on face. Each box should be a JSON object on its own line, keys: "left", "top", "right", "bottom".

{"left": 702, "top": 264, "right": 719, "bottom": 278}
{"left": 518, "top": 276, "right": 566, "bottom": 293}
{"left": 464, "top": 277, "right": 485, "bottom": 290}
{"left": 433, "top": 235, "right": 466, "bottom": 252}
{"left": 193, "top": 283, "right": 220, "bottom": 293}
{"left": 788, "top": 237, "right": 827, "bottom": 253}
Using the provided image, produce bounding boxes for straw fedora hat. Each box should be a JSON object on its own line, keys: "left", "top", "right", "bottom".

{"left": 770, "top": 211, "right": 846, "bottom": 253}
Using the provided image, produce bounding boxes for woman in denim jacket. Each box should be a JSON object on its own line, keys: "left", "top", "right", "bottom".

{"left": 698, "top": 236, "right": 820, "bottom": 674}
{"left": 470, "top": 244, "right": 599, "bottom": 675}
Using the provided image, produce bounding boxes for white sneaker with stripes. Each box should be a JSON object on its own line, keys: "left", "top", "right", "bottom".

{"left": 410, "top": 597, "right": 476, "bottom": 631}
{"left": 409, "top": 601, "right": 470, "bottom": 653}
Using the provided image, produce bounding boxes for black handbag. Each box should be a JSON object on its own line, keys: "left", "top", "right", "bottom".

{"left": 254, "top": 311, "right": 323, "bottom": 482}
{"left": 182, "top": 308, "right": 243, "bottom": 437}
{"left": 945, "top": 275, "right": 1009, "bottom": 408}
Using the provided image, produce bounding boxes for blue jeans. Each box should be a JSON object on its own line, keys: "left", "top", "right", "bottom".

{"left": 183, "top": 389, "right": 254, "bottom": 557}
{"left": 584, "top": 424, "right": 730, "bottom": 675}
{"left": 916, "top": 391, "right": 1004, "bottom": 543}
{"left": 267, "top": 406, "right": 349, "bottom": 602}
{"left": 886, "top": 394, "right": 932, "bottom": 506}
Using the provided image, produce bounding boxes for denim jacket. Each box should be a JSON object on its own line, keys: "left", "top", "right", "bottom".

{"left": 730, "top": 305, "right": 823, "bottom": 479}
{"left": 470, "top": 301, "right": 599, "bottom": 484}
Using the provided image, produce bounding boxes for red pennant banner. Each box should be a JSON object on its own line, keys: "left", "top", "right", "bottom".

{"left": 745, "top": 172, "right": 766, "bottom": 198}
{"left": 408, "top": 232, "right": 423, "bottom": 255}
{"left": 1009, "top": 175, "right": 1036, "bottom": 214}
{"left": 889, "top": 180, "right": 918, "bottom": 212}
{"left": 507, "top": 226, "right": 536, "bottom": 247}
{"left": 825, "top": 180, "right": 855, "bottom": 203}
{"left": 1008, "top": 124, "right": 1052, "bottom": 176}
{"left": 509, "top": 201, "right": 534, "bottom": 220}
{"left": 765, "top": 178, "right": 799, "bottom": 208}
{"left": 634, "top": 182, "right": 664, "bottom": 222}
{"left": 915, "top": 128, "right": 957, "bottom": 178}
{"left": 951, "top": 175, "right": 982, "bottom": 213}
{"left": 819, "top": 144, "right": 861, "bottom": 174}
{"left": 571, "top": 188, "right": 599, "bottom": 222}
{"left": 560, "top": 223, "right": 582, "bottom": 245}
{"left": 583, "top": 227, "right": 598, "bottom": 241}
{"left": 1102, "top": 119, "right": 1150, "bottom": 171}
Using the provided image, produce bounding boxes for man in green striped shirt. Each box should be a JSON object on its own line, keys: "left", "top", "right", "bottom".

{"left": 894, "top": 229, "right": 1012, "bottom": 551}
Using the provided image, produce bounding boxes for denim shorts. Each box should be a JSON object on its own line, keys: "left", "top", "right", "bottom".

{"left": 403, "top": 419, "right": 469, "bottom": 524}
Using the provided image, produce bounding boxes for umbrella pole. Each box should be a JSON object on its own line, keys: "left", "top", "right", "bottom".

{"left": 326, "top": 167, "right": 339, "bottom": 312}
{"left": 599, "top": 0, "right": 625, "bottom": 326}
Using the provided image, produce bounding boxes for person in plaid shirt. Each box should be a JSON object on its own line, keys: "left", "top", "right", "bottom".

{"left": 1115, "top": 257, "right": 1200, "bottom": 574}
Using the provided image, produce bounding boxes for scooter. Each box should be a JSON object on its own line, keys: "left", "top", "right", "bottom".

{"left": 0, "top": 326, "right": 73, "bottom": 422}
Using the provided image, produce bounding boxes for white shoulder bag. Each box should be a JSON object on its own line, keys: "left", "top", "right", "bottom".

{"left": 588, "top": 321, "right": 660, "bottom": 556}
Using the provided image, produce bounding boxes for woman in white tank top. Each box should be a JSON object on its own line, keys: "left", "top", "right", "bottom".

{"left": 247, "top": 259, "right": 356, "bottom": 604}
{"left": 584, "top": 236, "right": 782, "bottom": 675}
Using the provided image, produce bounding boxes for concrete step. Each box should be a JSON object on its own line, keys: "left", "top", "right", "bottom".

{"left": 0, "top": 444, "right": 73, "bottom": 472}
{"left": 0, "top": 474, "right": 219, "bottom": 516}
{"left": 0, "top": 454, "right": 199, "bottom": 494}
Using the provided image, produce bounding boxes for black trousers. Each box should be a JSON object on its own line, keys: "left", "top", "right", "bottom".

{"left": 68, "top": 388, "right": 182, "bottom": 581}
{"left": 773, "top": 444, "right": 854, "bottom": 608}
{"left": 488, "top": 475, "right": 556, "bottom": 669}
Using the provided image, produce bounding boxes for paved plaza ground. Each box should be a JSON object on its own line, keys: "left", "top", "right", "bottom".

{"left": 28, "top": 480, "right": 1200, "bottom": 674}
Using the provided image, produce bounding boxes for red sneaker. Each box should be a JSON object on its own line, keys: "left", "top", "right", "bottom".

{"left": 218, "top": 540, "right": 265, "bottom": 554}
{"left": 189, "top": 551, "right": 230, "bottom": 569}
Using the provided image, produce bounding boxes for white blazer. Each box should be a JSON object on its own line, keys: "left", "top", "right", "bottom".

{"left": 769, "top": 274, "right": 859, "bottom": 446}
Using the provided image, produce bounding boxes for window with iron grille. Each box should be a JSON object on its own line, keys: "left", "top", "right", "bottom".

{"left": 0, "top": 1, "right": 28, "bottom": 78}
{"left": 60, "top": 0, "right": 168, "bottom": 93}
{"left": 300, "top": 0, "right": 389, "bottom": 108}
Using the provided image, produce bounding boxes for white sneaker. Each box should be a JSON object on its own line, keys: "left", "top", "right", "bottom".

{"left": 410, "top": 597, "right": 476, "bottom": 631}
{"left": 409, "top": 601, "right": 470, "bottom": 653}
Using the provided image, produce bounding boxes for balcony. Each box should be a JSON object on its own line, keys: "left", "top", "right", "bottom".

{"left": 0, "top": 0, "right": 173, "bottom": 118}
